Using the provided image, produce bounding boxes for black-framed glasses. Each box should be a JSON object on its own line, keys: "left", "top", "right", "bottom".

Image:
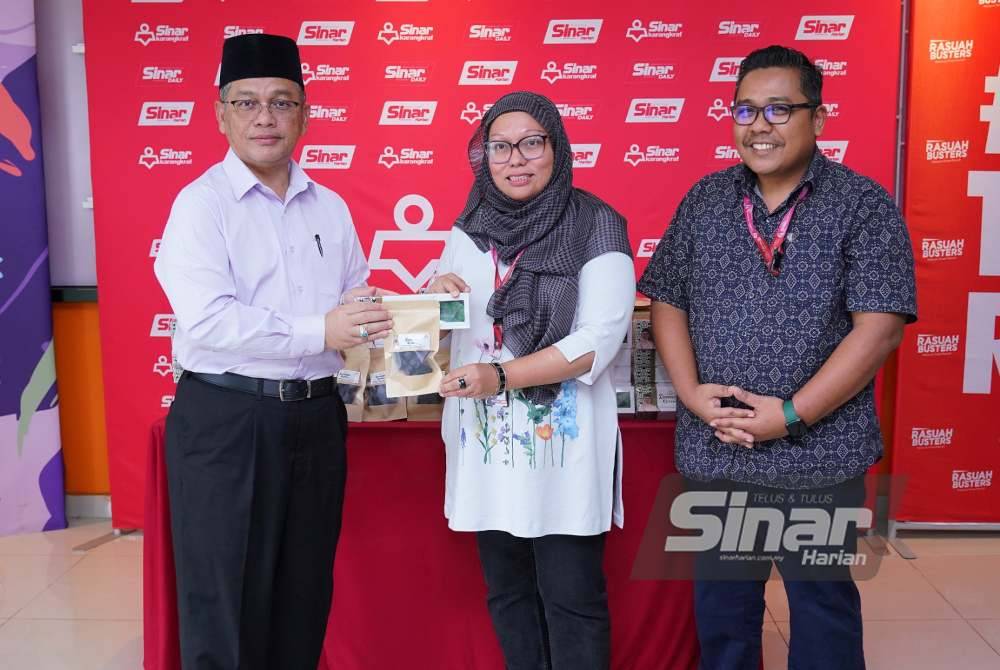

{"left": 225, "top": 98, "right": 302, "bottom": 118}
{"left": 730, "top": 102, "right": 819, "bottom": 126}
{"left": 485, "top": 135, "right": 549, "bottom": 164}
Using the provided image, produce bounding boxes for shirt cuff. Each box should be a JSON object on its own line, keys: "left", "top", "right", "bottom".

{"left": 553, "top": 333, "right": 600, "bottom": 385}
{"left": 291, "top": 314, "right": 326, "bottom": 357}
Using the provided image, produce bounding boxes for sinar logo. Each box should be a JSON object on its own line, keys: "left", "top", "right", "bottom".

{"left": 817, "top": 140, "right": 848, "bottom": 163}
{"left": 626, "top": 98, "right": 684, "bottom": 123}
{"left": 557, "top": 104, "right": 595, "bottom": 121}
{"left": 297, "top": 21, "right": 354, "bottom": 46}
{"left": 138, "top": 102, "right": 194, "bottom": 126}
{"left": 385, "top": 65, "right": 429, "bottom": 83}
{"left": 301, "top": 63, "right": 351, "bottom": 85}
{"left": 625, "top": 20, "right": 684, "bottom": 42}
{"left": 718, "top": 21, "right": 760, "bottom": 38}
{"left": 540, "top": 61, "right": 598, "bottom": 84}
{"left": 710, "top": 57, "right": 744, "bottom": 82}
{"left": 632, "top": 62, "right": 676, "bottom": 81}
{"left": 379, "top": 101, "right": 437, "bottom": 125}
{"left": 815, "top": 59, "right": 848, "bottom": 77}
{"left": 150, "top": 313, "right": 177, "bottom": 337}
{"left": 458, "top": 61, "right": 518, "bottom": 85}
{"left": 378, "top": 22, "right": 434, "bottom": 45}
{"left": 544, "top": 19, "right": 603, "bottom": 44}
{"left": 625, "top": 145, "right": 680, "bottom": 167}
{"left": 636, "top": 239, "right": 661, "bottom": 258}
{"left": 469, "top": 24, "right": 512, "bottom": 42}
{"left": 309, "top": 105, "right": 349, "bottom": 123}
{"left": 795, "top": 15, "right": 854, "bottom": 41}
{"left": 141, "top": 66, "right": 184, "bottom": 84}
{"left": 223, "top": 26, "right": 263, "bottom": 39}
{"left": 299, "top": 145, "right": 356, "bottom": 170}
{"left": 134, "top": 23, "right": 189, "bottom": 46}
{"left": 570, "top": 144, "right": 601, "bottom": 168}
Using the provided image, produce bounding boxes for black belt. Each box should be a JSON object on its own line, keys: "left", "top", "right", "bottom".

{"left": 186, "top": 371, "right": 337, "bottom": 402}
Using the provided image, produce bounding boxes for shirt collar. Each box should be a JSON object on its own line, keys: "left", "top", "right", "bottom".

{"left": 221, "top": 148, "right": 314, "bottom": 201}
{"left": 733, "top": 145, "right": 828, "bottom": 195}
{"left": 286, "top": 157, "right": 314, "bottom": 200}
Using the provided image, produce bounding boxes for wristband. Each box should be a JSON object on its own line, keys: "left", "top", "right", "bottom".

{"left": 783, "top": 399, "right": 808, "bottom": 438}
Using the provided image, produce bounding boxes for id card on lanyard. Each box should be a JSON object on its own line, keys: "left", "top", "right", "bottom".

{"left": 742, "top": 185, "right": 810, "bottom": 277}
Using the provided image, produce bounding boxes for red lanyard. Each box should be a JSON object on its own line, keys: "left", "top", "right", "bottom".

{"left": 490, "top": 247, "right": 524, "bottom": 353}
{"left": 742, "top": 186, "right": 810, "bottom": 277}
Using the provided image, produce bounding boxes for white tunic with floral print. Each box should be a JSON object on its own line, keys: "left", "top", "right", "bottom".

{"left": 438, "top": 228, "right": 635, "bottom": 537}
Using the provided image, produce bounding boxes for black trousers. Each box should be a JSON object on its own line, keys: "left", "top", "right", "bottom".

{"left": 476, "top": 531, "right": 611, "bottom": 670}
{"left": 165, "top": 374, "right": 348, "bottom": 670}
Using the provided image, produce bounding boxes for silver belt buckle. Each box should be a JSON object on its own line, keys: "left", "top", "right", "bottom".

{"left": 278, "top": 379, "right": 312, "bottom": 402}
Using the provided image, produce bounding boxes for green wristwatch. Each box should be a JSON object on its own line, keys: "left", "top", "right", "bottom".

{"left": 783, "top": 399, "right": 808, "bottom": 438}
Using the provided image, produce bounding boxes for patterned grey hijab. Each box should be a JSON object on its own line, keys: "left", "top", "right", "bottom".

{"left": 455, "top": 91, "right": 632, "bottom": 405}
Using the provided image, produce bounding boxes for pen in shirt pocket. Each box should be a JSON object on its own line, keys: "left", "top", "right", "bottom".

{"left": 314, "top": 234, "right": 324, "bottom": 257}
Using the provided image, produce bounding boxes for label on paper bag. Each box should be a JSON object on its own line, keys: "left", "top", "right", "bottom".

{"left": 337, "top": 369, "right": 362, "bottom": 385}
{"left": 368, "top": 371, "right": 387, "bottom": 386}
{"left": 397, "top": 332, "right": 431, "bottom": 349}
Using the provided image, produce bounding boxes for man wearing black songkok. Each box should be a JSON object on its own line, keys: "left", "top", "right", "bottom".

{"left": 154, "top": 34, "right": 392, "bottom": 669}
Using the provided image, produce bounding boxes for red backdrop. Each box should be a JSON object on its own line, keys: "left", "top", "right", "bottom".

{"left": 892, "top": 0, "right": 1000, "bottom": 522}
{"left": 81, "top": 0, "right": 903, "bottom": 528}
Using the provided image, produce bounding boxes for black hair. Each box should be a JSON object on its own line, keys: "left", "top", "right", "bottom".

{"left": 735, "top": 45, "right": 823, "bottom": 105}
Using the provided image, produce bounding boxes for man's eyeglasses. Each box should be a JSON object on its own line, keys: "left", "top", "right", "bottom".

{"left": 730, "top": 102, "right": 819, "bottom": 126}
{"left": 224, "top": 99, "right": 302, "bottom": 118}
{"left": 485, "top": 135, "right": 548, "bottom": 164}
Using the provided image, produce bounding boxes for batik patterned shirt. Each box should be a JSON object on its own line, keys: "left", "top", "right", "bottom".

{"left": 638, "top": 149, "right": 917, "bottom": 489}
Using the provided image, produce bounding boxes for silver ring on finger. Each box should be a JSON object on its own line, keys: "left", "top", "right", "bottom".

{"left": 359, "top": 323, "right": 369, "bottom": 339}
{"left": 458, "top": 376, "right": 467, "bottom": 390}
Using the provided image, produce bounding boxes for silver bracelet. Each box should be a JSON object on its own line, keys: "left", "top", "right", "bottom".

{"left": 489, "top": 361, "right": 507, "bottom": 395}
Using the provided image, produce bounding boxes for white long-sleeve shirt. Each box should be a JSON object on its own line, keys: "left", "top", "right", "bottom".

{"left": 438, "top": 228, "right": 636, "bottom": 537}
{"left": 153, "top": 149, "right": 369, "bottom": 380}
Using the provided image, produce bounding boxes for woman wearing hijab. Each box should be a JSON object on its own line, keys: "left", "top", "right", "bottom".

{"left": 429, "top": 91, "right": 635, "bottom": 669}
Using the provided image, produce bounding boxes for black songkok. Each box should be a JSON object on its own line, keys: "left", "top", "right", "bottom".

{"left": 219, "top": 33, "right": 303, "bottom": 89}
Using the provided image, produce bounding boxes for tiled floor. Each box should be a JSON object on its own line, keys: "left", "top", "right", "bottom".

{"left": 1, "top": 522, "right": 999, "bottom": 668}
{"left": 0, "top": 520, "right": 143, "bottom": 669}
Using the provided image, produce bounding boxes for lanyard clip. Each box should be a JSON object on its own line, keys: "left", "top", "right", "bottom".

{"left": 769, "top": 248, "right": 784, "bottom": 275}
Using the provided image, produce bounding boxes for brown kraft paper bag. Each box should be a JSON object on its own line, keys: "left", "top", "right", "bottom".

{"left": 405, "top": 333, "right": 451, "bottom": 421}
{"left": 384, "top": 301, "right": 442, "bottom": 398}
{"left": 363, "top": 343, "right": 407, "bottom": 422}
{"left": 337, "top": 343, "right": 370, "bottom": 423}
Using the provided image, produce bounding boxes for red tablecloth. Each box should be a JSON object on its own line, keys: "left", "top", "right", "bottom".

{"left": 144, "top": 418, "right": 699, "bottom": 670}
{"left": 143, "top": 418, "right": 180, "bottom": 670}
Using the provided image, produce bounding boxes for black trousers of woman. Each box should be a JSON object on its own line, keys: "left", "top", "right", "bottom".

{"left": 165, "top": 374, "right": 348, "bottom": 670}
{"left": 477, "top": 530, "right": 611, "bottom": 670}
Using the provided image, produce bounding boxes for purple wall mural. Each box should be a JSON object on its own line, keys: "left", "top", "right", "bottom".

{"left": 0, "top": 1, "right": 66, "bottom": 536}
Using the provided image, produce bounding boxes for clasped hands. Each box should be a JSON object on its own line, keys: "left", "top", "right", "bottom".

{"left": 686, "top": 384, "right": 789, "bottom": 449}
